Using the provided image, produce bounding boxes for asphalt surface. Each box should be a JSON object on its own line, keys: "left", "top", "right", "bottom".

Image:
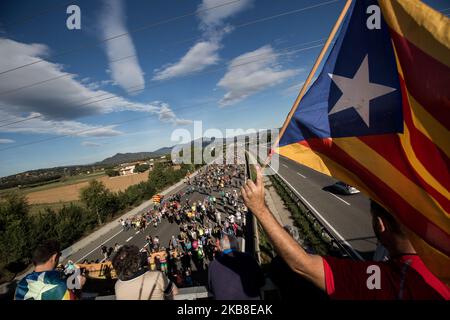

{"left": 66, "top": 167, "right": 245, "bottom": 265}
{"left": 270, "top": 154, "right": 377, "bottom": 259}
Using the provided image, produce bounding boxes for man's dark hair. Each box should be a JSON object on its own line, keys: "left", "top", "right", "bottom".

{"left": 370, "top": 200, "right": 405, "bottom": 236}
{"left": 111, "top": 245, "right": 141, "bottom": 280}
{"left": 32, "top": 240, "right": 61, "bottom": 266}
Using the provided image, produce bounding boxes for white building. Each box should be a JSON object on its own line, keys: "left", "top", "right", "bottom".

{"left": 119, "top": 165, "right": 136, "bottom": 176}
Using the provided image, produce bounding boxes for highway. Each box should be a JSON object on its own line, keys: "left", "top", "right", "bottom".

{"left": 66, "top": 180, "right": 188, "bottom": 265}
{"left": 270, "top": 154, "right": 377, "bottom": 259}
{"left": 67, "top": 151, "right": 376, "bottom": 272}
{"left": 67, "top": 182, "right": 243, "bottom": 264}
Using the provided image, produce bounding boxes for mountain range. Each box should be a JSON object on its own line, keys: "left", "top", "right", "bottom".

{"left": 97, "top": 147, "right": 173, "bottom": 165}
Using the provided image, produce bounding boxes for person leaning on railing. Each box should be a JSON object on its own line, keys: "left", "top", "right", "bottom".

{"left": 111, "top": 245, "right": 178, "bottom": 300}
{"left": 15, "top": 240, "right": 86, "bottom": 300}
{"left": 241, "top": 165, "right": 449, "bottom": 300}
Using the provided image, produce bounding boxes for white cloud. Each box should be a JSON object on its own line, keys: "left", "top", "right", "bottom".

{"left": 198, "top": 0, "right": 253, "bottom": 30}
{"left": 0, "top": 138, "right": 14, "bottom": 144}
{"left": 282, "top": 81, "right": 305, "bottom": 97}
{"left": 0, "top": 38, "right": 192, "bottom": 137}
{"left": 158, "top": 104, "right": 176, "bottom": 121}
{"left": 0, "top": 110, "right": 122, "bottom": 137}
{"left": 152, "top": 0, "right": 252, "bottom": 82}
{"left": 99, "top": 0, "right": 145, "bottom": 93}
{"left": 217, "top": 45, "right": 299, "bottom": 106}
{"left": 174, "top": 118, "right": 193, "bottom": 126}
{"left": 153, "top": 41, "right": 220, "bottom": 81}
{"left": 156, "top": 104, "right": 193, "bottom": 126}
{"left": 84, "top": 79, "right": 116, "bottom": 90}
{"left": 81, "top": 141, "right": 101, "bottom": 147}
{"left": 281, "top": 76, "right": 317, "bottom": 97}
{"left": 0, "top": 38, "right": 153, "bottom": 119}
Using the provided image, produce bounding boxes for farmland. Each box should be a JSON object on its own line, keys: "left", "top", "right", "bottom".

{"left": 23, "top": 171, "right": 149, "bottom": 205}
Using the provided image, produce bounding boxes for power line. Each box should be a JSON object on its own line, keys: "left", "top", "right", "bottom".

{"left": 0, "top": 0, "right": 336, "bottom": 129}
{"left": 0, "top": 1, "right": 77, "bottom": 29}
{"left": 0, "top": 0, "right": 242, "bottom": 77}
{"left": 0, "top": 100, "right": 214, "bottom": 153}
{"left": 233, "top": 0, "right": 340, "bottom": 28}
{"left": 2, "top": 0, "right": 439, "bottom": 88}
{"left": 0, "top": 73, "right": 72, "bottom": 97}
{"left": 0, "top": 0, "right": 338, "bottom": 98}
{"left": 0, "top": 39, "right": 325, "bottom": 129}
{"left": 0, "top": 42, "right": 326, "bottom": 152}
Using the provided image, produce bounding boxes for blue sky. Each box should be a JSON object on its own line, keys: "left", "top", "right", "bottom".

{"left": 0, "top": 0, "right": 447, "bottom": 177}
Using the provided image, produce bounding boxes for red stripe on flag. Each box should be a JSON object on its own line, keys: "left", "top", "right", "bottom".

{"left": 400, "top": 76, "right": 450, "bottom": 190}
{"left": 359, "top": 134, "right": 450, "bottom": 214}
{"left": 389, "top": 29, "right": 450, "bottom": 129}
{"left": 300, "top": 138, "right": 450, "bottom": 256}
{"left": 358, "top": 75, "right": 450, "bottom": 213}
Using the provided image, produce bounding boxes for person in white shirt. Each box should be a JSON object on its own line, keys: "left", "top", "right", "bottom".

{"left": 119, "top": 219, "right": 126, "bottom": 231}
{"left": 235, "top": 211, "right": 242, "bottom": 225}
{"left": 215, "top": 210, "right": 222, "bottom": 225}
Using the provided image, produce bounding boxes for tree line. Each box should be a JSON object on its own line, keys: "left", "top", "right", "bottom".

{"left": 0, "top": 162, "right": 197, "bottom": 281}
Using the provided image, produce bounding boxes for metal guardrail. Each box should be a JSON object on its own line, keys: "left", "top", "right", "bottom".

{"left": 270, "top": 172, "right": 360, "bottom": 260}
{"left": 244, "top": 152, "right": 261, "bottom": 265}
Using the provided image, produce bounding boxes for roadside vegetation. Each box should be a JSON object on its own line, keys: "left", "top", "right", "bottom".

{"left": 266, "top": 175, "right": 333, "bottom": 256}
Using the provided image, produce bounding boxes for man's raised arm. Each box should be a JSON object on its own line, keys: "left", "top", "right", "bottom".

{"left": 241, "top": 165, "right": 326, "bottom": 291}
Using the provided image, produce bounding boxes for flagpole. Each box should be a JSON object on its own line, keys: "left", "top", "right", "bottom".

{"left": 262, "top": 0, "right": 353, "bottom": 168}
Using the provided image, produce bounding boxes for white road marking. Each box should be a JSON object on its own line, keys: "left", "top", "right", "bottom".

{"left": 135, "top": 231, "right": 140, "bottom": 235}
{"left": 296, "top": 172, "right": 306, "bottom": 178}
{"left": 282, "top": 164, "right": 289, "bottom": 168}
{"left": 268, "top": 165, "right": 364, "bottom": 261}
{"left": 75, "top": 229, "right": 123, "bottom": 263}
{"left": 126, "top": 237, "right": 133, "bottom": 242}
{"left": 329, "top": 192, "right": 351, "bottom": 205}
{"left": 144, "top": 243, "right": 149, "bottom": 247}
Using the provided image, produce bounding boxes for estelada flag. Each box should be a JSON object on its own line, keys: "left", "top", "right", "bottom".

{"left": 152, "top": 194, "right": 161, "bottom": 203}
{"left": 275, "top": 0, "right": 450, "bottom": 283}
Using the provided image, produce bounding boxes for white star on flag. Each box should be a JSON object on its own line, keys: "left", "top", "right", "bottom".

{"left": 328, "top": 55, "right": 396, "bottom": 127}
{"left": 23, "top": 272, "right": 59, "bottom": 300}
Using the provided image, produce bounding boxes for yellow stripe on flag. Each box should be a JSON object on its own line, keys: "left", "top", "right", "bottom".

{"left": 276, "top": 143, "right": 376, "bottom": 202}
{"left": 392, "top": 44, "right": 450, "bottom": 158}
{"left": 407, "top": 92, "right": 450, "bottom": 159}
{"left": 333, "top": 138, "right": 450, "bottom": 233}
{"left": 405, "top": 228, "right": 450, "bottom": 286}
{"left": 379, "top": 0, "right": 450, "bottom": 67}
{"left": 399, "top": 124, "right": 450, "bottom": 205}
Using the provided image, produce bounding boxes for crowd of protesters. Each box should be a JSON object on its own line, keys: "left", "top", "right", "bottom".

{"left": 15, "top": 159, "right": 449, "bottom": 301}
{"left": 103, "top": 162, "right": 263, "bottom": 299}
{"left": 44, "top": 162, "right": 263, "bottom": 300}
{"left": 131, "top": 163, "right": 249, "bottom": 289}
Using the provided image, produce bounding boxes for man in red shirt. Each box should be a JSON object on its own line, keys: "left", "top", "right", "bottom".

{"left": 241, "top": 165, "right": 449, "bottom": 300}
